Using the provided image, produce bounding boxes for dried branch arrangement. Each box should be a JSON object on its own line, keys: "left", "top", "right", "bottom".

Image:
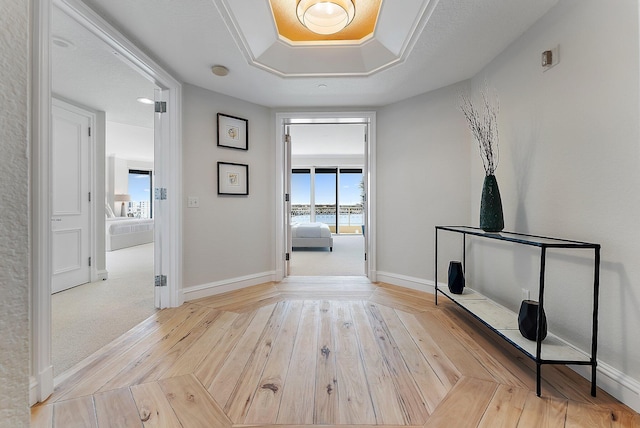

{"left": 460, "top": 88, "right": 500, "bottom": 175}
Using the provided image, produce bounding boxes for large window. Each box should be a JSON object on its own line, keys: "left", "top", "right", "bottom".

{"left": 290, "top": 167, "right": 363, "bottom": 234}
{"left": 291, "top": 169, "right": 311, "bottom": 222}
{"left": 338, "top": 168, "right": 363, "bottom": 234}
{"left": 314, "top": 168, "right": 337, "bottom": 231}
{"left": 128, "top": 169, "right": 152, "bottom": 218}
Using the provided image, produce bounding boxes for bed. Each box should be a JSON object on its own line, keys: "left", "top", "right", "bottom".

{"left": 291, "top": 222, "right": 333, "bottom": 251}
{"left": 106, "top": 217, "right": 154, "bottom": 251}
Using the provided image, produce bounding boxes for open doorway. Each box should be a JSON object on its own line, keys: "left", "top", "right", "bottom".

{"left": 275, "top": 112, "right": 377, "bottom": 281}
{"left": 49, "top": 4, "right": 157, "bottom": 376}
{"left": 288, "top": 124, "right": 365, "bottom": 276}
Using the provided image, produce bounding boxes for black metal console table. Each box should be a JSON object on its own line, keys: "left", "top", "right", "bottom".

{"left": 434, "top": 226, "right": 600, "bottom": 396}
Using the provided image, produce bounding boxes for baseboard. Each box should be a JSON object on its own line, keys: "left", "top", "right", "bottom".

{"left": 375, "top": 271, "right": 434, "bottom": 293}
{"left": 570, "top": 362, "right": 640, "bottom": 413}
{"left": 182, "top": 271, "right": 277, "bottom": 301}
{"left": 29, "top": 364, "right": 53, "bottom": 406}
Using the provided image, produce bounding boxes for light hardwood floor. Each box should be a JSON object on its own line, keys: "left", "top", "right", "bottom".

{"left": 31, "top": 277, "right": 640, "bottom": 427}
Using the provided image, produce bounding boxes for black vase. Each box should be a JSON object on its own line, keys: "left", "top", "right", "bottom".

{"left": 480, "top": 174, "right": 504, "bottom": 232}
{"left": 447, "top": 261, "right": 465, "bottom": 294}
{"left": 518, "top": 300, "right": 547, "bottom": 341}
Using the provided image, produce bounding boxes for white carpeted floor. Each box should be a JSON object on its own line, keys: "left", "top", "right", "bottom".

{"left": 289, "top": 234, "right": 365, "bottom": 276}
{"left": 52, "top": 243, "right": 157, "bottom": 376}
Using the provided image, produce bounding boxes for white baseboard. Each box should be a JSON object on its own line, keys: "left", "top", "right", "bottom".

{"left": 182, "top": 271, "right": 277, "bottom": 301}
{"left": 375, "top": 270, "right": 435, "bottom": 293}
{"left": 29, "top": 364, "right": 53, "bottom": 406}
{"left": 571, "top": 362, "right": 640, "bottom": 413}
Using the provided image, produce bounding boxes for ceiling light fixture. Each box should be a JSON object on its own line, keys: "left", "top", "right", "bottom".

{"left": 211, "top": 65, "right": 230, "bottom": 76}
{"left": 296, "top": 0, "right": 355, "bottom": 35}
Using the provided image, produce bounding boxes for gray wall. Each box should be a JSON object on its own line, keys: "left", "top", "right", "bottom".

{"left": 376, "top": 82, "right": 472, "bottom": 283}
{"left": 0, "top": 0, "right": 30, "bottom": 425}
{"left": 466, "top": 0, "right": 640, "bottom": 389}
{"left": 182, "top": 84, "right": 275, "bottom": 288}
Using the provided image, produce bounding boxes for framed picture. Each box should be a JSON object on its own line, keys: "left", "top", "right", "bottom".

{"left": 217, "top": 113, "right": 248, "bottom": 150}
{"left": 217, "top": 162, "right": 249, "bottom": 195}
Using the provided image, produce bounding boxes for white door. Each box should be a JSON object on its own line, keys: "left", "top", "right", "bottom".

{"left": 51, "top": 100, "right": 92, "bottom": 293}
{"left": 153, "top": 88, "right": 167, "bottom": 308}
{"left": 284, "top": 125, "right": 292, "bottom": 277}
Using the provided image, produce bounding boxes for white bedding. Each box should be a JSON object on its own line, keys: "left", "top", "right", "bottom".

{"left": 291, "top": 222, "right": 333, "bottom": 251}
{"left": 291, "top": 222, "right": 332, "bottom": 238}
{"left": 106, "top": 218, "right": 154, "bottom": 235}
{"left": 106, "top": 218, "right": 154, "bottom": 251}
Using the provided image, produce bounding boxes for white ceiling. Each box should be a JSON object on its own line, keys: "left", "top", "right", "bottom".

{"left": 52, "top": 0, "right": 559, "bottom": 128}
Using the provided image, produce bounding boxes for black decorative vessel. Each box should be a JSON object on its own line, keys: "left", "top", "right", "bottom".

{"left": 518, "top": 300, "right": 547, "bottom": 341}
{"left": 447, "top": 261, "right": 465, "bottom": 294}
{"left": 480, "top": 174, "right": 504, "bottom": 232}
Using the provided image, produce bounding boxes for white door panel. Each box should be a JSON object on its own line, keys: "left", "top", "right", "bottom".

{"left": 51, "top": 101, "right": 91, "bottom": 293}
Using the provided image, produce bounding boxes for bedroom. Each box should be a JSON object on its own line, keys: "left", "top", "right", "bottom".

{"left": 50, "top": 4, "right": 158, "bottom": 374}
{"left": 288, "top": 123, "right": 366, "bottom": 276}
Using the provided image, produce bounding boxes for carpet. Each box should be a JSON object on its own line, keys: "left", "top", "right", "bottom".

{"left": 289, "top": 234, "right": 365, "bottom": 276}
{"left": 52, "top": 243, "right": 157, "bottom": 376}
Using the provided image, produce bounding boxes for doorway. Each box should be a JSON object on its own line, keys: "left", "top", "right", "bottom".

{"left": 288, "top": 125, "right": 366, "bottom": 276}
{"left": 275, "top": 112, "right": 377, "bottom": 281}
{"left": 31, "top": 0, "right": 183, "bottom": 405}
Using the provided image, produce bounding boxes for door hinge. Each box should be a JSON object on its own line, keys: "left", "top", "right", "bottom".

{"left": 364, "top": 253, "right": 367, "bottom": 261}
{"left": 284, "top": 134, "right": 291, "bottom": 144}
{"left": 155, "top": 188, "right": 167, "bottom": 200}
{"left": 155, "top": 275, "right": 167, "bottom": 287}
{"left": 285, "top": 253, "right": 290, "bottom": 261}
{"left": 285, "top": 193, "right": 290, "bottom": 202}
{"left": 88, "top": 126, "right": 92, "bottom": 137}
{"left": 155, "top": 101, "right": 167, "bottom": 113}
{"left": 88, "top": 256, "right": 92, "bottom": 267}
{"left": 88, "top": 191, "right": 91, "bottom": 202}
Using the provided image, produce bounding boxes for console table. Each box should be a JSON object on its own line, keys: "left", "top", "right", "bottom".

{"left": 434, "top": 226, "right": 600, "bottom": 396}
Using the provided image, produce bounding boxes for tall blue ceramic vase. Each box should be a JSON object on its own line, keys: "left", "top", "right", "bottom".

{"left": 480, "top": 174, "right": 504, "bottom": 232}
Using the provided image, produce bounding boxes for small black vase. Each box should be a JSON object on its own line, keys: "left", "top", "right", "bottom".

{"left": 447, "top": 261, "right": 465, "bottom": 294}
{"left": 518, "top": 300, "right": 547, "bottom": 341}
{"left": 480, "top": 174, "right": 504, "bottom": 232}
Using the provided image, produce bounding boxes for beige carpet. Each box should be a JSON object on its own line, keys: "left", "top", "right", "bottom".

{"left": 290, "top": 234, "right": 365, "bottom": 276}
{"left": 52, "top": 243, "right": 157, "bottom": 376}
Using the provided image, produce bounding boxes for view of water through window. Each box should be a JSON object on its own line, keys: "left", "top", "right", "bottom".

{"left": 291, "top": 168, "right": 363, "bottom": 231}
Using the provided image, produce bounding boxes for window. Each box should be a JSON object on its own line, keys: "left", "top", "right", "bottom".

{"left": 290, "top": 167, "right": 363, "bottom": 234}
{"left": 338, "top": 168, "right": 363, "bottom": 234}
{"left": 291, "top": 169, "right": 311, "bottom": 223}
{"left": 127, "top": 169, "right": 152, "bottom": 218}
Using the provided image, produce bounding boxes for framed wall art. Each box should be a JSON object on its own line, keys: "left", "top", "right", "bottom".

{"left": 217, "top": 113, "right": 248, "bottom": 150}
{"left": 217, "top": 162, "right": 249, "bottom": 195}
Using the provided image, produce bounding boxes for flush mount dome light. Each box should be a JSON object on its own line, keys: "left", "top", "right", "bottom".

{"left": 296, "top": 0, "right": 355, "bottom": 35}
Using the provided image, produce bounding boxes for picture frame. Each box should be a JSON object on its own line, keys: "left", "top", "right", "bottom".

{"left": 217, "top": 162, "right": 249, "bottom": 195}
{"left": 217, "top": 113, "right": 248, "bottom": 150}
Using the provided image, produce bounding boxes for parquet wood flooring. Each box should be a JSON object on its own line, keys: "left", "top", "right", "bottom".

{"left": 31, "top": 278, "right": 640, "bottom": 427}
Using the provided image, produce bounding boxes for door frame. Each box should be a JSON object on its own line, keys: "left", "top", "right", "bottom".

{"left": 274, "top": 111, "right": 377, "bottom": 281}
{"left": 30, "top": 0, "right": 183, "bottom": 405}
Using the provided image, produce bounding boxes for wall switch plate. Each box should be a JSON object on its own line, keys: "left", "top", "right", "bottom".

{"left": 521, "top": 288, "right": 530, "bottom": 301}
{"left": 187, "top": 196, "right": 199, "bottom": 208}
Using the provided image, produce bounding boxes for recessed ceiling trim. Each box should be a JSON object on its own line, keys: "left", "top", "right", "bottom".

{"left": 213, "top": 0, "right": 440, "bottom": 77}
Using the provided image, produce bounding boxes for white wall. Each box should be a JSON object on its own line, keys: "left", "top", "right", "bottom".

{"left": 0, "top": 0, "right": 29, "bottom": 425}
{"left": 376, "top": 82, "right": 472, "bottom": 288}
{"left": 182, "top": 84, "right": 274, "bottom": 291}
{"left": 463, "top": 0, "right": 640, "bottom": 406}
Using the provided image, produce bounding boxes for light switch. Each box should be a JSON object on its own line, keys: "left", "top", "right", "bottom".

{"left": 187, "top": 196, "right": 199, "bottom": 208}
